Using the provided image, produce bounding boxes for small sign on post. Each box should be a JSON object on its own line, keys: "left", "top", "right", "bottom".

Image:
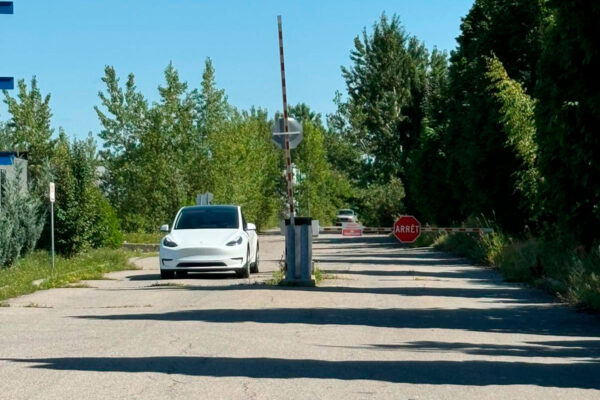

{"left": 49, "top": 182, "right": 55, "bottom": 270}
{"left": 196, "top": 192, "right": 213, "bottom": 206}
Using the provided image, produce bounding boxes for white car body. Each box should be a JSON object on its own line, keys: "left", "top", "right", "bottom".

{"left": 159, "top": 205, "right": 259, "bottom": 278}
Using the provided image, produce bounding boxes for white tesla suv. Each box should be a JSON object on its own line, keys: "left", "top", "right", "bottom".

{"left": 159, "top": 205, "right": 259, "bottom": 279}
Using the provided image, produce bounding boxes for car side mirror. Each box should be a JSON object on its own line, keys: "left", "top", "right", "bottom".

{"left": 247, "top": 223, "right": 256, "bottom": 231}
{"left": 160, "top": 224, "right": 170, "bottom": 232}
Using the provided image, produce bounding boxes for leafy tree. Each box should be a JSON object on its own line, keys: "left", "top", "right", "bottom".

{"left": 197, "top": 58, "right": 231, "bottom": 138}
{"left": 444, "top": 0, "right": 548, "bottom": 232}
{"left": 340, "top": 13, "right": 428, "bottom": 182}
{"left": 48, "top": 132, "right": 121, "bottom": 255}
{"left": 95, "top": 66, "right": 149, "bottom": 230}
{"left": 535, "top": 0, "right": 600, "bottom": 246}
{"left": 325, "top": 92, "right": 366, "bottom": 188}
{"left": 96, "top": 63, "right": 205, "bottom": 231}
{"left": 208, "top": 108, "right": 280, "bottom": 229}
{"left": 407, "top": 49, "right": 459, "bottom": 224}
{"left": 3, "top": 77, "right": 54, "bottom": 190}
{"left": 486, "top": 56, "right": 539, "bottom": 218}
{"left": 357, "top": 177, "right": 405, "bottom": 227}
{"left": 287, "top": 103, "right": 324, "bottom": 130}
{"left": 293, "top": 121, "right": 348, "bottom": 223}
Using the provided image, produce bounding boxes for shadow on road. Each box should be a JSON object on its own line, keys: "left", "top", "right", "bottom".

{"left": 353, "top": 340, "right": 600, "bottom": 359}
{"left": 77, "top": 305, "right": 600, "bottom": 337}
{"left": 128, "top": 272, "right": 237, "bottom": 281}
{"left": 3, "top": 356, "right": 600, "bottom": 389}
{"left": 119, "top": 283, "right": 546, "bottom": 303}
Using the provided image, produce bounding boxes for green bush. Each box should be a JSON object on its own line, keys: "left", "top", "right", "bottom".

{"left": 90, "top": 191, "right": 123, "bottom": 249}
{"left": 0, "top": 173, "right": 46, "bottom": 267}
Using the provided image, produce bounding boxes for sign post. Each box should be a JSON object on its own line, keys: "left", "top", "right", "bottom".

{"left": 49, "top": 182, "right": 55, "bottom": 270}
{"left": 196, "top": 192, "right": 213, "bottom": 206}
{"left": 393, "top": 215, "right": 421, "bottom": 243}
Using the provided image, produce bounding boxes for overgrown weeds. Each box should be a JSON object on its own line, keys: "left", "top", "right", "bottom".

{"left": 0, "top": 248, "right": 136, "bottom": 302}
{"left": 123, "top": 232, "right": 164, "bottom": 244}
{"left": 430, "top": 217, "right": 600, "bottom": 311}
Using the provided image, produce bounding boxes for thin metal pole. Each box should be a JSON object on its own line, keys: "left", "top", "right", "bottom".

{"left": 277, "top": 15, "right": 295, "bottom": 223}
{"left": 50, "top": 201, "right": 55, "bottom": 271}
{"left": 278, "top": 15, "right": 297, "bottom": 280}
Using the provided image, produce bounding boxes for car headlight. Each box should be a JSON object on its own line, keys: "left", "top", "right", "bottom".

{"left": 163, "top": 237, "right": 178, "bottom": 248}
{"left": 226, "top": 236, "right": 243, "bottom": 246}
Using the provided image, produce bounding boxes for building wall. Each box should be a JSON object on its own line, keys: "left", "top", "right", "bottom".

{"left": 0, "top": 158, "right": 28, "bottom": 191}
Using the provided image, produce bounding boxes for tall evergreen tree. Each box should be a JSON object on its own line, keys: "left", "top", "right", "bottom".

{"left": 197, "top": 58, "right": 230, "bottom": 138}
{"left": 3, "top": 77, "right": 54, "bottom": 187}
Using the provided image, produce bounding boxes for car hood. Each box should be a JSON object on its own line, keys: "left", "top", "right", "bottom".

{"left": 168, "top": 229, "right": 241, "bottom": 248}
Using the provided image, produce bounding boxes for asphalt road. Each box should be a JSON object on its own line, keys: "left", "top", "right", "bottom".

{"left": 1, "top": 233, "right": 600, "bottom": 399}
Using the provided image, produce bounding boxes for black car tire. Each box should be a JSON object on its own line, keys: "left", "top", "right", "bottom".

{"left": 236, "top": 248, "right": 250, "bottom": 278}
{"left": 250, "top": 244, "right": 259, "bottom": 273}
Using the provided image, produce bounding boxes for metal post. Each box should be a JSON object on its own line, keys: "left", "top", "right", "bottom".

{"left": 50, "top": 201, "right": 55, "bottom": 270}
{"left": 49, "top": 182, "right": 55, "bottom": 271}
{"left": 278, "top": 15, "right": 297, "bottom": 280}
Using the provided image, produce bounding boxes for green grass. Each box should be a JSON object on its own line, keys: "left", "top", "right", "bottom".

{"left": 0, "top": 248, "right": 137, "bottom": 303}
{"left": 123, "top": 232, "right": 164, "bottom": 244}
{"left": 265, "top": 266, "right": 334, "bottom": 286}
{"left": 265, "top": 268, "right": 285, "bottom": 285}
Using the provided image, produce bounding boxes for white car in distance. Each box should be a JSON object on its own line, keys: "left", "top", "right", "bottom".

{"left": 159, "top": 205, "right": 259, "bottom": 279}
{"left": 336, "top": 209, "right": 358, "bottom": 226}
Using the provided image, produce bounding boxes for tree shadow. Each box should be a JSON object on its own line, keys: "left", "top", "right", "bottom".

{"left": 319, "top": 269, "right": 493, "bottom": 281}
{"left": 78, "top": 305, "right": 600, "bottom": 337}
{"left": 353, "top": 340, "right": 600, "bottom": 359}
{"left": 4, "top": 356, "right": 600, "bottom": 388}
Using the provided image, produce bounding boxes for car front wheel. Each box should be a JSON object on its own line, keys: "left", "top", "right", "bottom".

{"left": 250, "top": 244, "right": 259, "bottom": 273}
{"left": 236, "top": 248, "right": 250, "bottom": 278}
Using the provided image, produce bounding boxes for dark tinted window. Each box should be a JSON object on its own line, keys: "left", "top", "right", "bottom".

{"left": 175, "top": 207, "right": 239, "bottom": 230}
{"left": 338, "top": 210, "right": 354, "bottom": 215}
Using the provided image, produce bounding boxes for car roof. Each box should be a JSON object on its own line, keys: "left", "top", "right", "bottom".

{"left": 180, "top": 205, "right": 239, "bottom": 211}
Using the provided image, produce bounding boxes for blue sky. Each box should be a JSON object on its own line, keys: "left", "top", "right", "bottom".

{"left": 0, "top": 0, "right": 473, "bottom": 139}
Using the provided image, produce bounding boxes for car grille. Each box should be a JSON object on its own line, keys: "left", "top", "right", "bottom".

{"left": 177, "top": 262, "right": 228, "bottom": 268}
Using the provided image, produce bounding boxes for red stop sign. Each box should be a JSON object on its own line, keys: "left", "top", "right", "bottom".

{"left": 394, "top": 216, "right": 421, "bottom": 243}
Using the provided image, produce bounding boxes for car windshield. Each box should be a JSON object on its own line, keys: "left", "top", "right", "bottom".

{"left": 175, "top": 207, "right": 239, "bottom": 230}
{"left": 338, "top": 210, "right": 354, "bottom": 215}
